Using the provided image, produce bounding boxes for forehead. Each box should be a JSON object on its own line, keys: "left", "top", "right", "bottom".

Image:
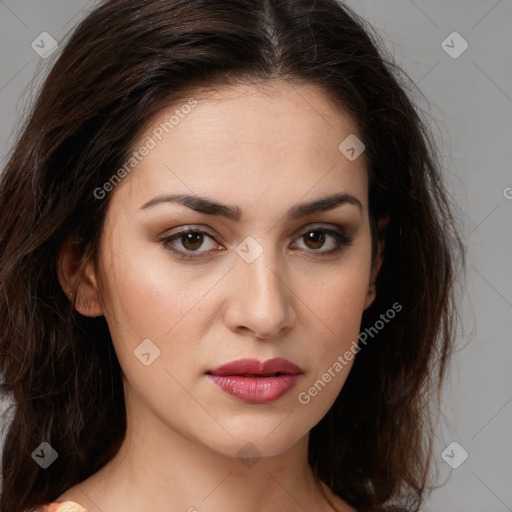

{"left": 111, "top": 79, "right": 368, "bottom": 215}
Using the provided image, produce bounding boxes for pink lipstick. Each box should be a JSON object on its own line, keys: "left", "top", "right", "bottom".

{"left": 206, "top": 357, "right": 303, "bottom": 404}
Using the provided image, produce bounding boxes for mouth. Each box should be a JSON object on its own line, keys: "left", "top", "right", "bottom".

{"left": 224, "top": 373, "right": 285, "bottom": 377}
{"left": 206, "top": 358, "right": 303, "bottom": 404}
{"left": 207, "top": 357, "right": 303, "bottom": 377}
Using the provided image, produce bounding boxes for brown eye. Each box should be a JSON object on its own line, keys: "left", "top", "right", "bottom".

{"left": 292, "top": 226, "right": 353, "bottom": 255}
{"left": 181, "top": 231, "right": 205, "bottom": 251}
{"left": 302, "top": 230, "right": 326, "bottom": 250}
{"left": 160, "top": 228, "right": 220, "bottom": 259}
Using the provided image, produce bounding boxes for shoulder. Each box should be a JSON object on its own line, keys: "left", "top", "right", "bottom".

{"left": 30, "top": 501, "right": 89, "bottom": 512}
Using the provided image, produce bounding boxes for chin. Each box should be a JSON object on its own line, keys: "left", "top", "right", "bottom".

{"left": 198, "top": 423, "right": 307, "bottom": 462}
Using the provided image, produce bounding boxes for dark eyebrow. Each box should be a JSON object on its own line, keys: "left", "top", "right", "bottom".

{"left": 139, "top": 192, "right": 362, "bottom": 220}
{"left": 287, "top": 192, "right": 362, "bottom": 220}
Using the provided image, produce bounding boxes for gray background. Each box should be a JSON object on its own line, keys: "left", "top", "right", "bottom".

{"left": 1, "top": 1, "right": 511, "bottom": 511}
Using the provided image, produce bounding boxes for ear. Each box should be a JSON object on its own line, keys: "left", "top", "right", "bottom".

{"left": 56, "top": 236, "right": 104, "bottom": 317}
{"left": 364, "top": 215, "right": 390, "bottom": 310}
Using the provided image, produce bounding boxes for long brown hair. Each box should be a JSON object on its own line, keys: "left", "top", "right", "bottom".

{"left": 0, "top": 1, "right": 465, "bottom": 511}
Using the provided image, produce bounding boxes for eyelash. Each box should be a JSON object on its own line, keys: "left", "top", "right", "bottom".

{"left": 159, "top": 225, "right": 353, "bottom": 261}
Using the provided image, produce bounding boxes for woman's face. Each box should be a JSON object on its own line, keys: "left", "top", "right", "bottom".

{"left": 77, "top": 79, "right": 383, "bottom": 459}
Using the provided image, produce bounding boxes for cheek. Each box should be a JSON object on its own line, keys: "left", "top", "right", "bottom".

{"left": 98, "top": 248, "right": 211, "bottom": 420}
{"left": 293, "top": 253, "right": 372, "bottom": 404}
{"left": 99, "top": 228, "right": 211, "bottom": 337}
{"left": 304, "top": 275, "right": 367, "bottom": 369}
{"left": 299, "top": 249, "right": 372, "bottom": 335}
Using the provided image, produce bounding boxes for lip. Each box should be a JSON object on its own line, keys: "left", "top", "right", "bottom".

{"left": 206, "top": 357, "right": 303, "bottom": 404}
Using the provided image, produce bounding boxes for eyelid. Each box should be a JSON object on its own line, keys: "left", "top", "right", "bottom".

{"left": 160, "top": 223, "right": 353, "bottom": 259}
{"left": 162, "top": 225, "right": 217, "bottom": 239}
{"left": 290, "top": 223, "right": 353, "bottom": 253}
{"left": 159, "top": 226, "right": 222, "bottom": 260}
{"left": 162, "top": 222, "right": 348, "bottom": 240}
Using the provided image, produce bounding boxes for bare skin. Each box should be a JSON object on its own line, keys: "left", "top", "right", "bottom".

{"left": 57, "top": 79, "right": 387, "bottom": 512}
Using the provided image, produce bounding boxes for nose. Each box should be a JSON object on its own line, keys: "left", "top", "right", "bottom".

{"left": 223, "top": 246, "right": 296, "bottom": 340}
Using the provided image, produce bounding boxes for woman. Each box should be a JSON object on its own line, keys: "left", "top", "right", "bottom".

{"left": 0, "top": 0, "right": 465, "bottom": 511}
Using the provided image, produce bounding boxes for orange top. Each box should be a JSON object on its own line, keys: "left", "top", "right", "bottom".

{"left": 33, "top": 502, "right": 89, "bottom": 512}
